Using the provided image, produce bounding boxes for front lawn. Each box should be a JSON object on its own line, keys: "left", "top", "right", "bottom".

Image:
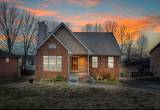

{"left": 97, "top": 80, "right": 123, "bottom": 85}
{"left": 0, "top": 81, "right": 160, "bottom": 109}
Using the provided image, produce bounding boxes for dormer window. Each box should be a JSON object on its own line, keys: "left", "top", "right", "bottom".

{"left": 48, "top": 44, "right": 56, "bottom": 49}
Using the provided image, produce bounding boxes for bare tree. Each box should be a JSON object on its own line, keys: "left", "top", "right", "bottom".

{"left": 124, "top": 32, "right": 134, "bottom": 61}
{"left": 82, "top": 23, "right": 103, "bottom": 32}
{"left": 0, "top": 2, "right": 23, "bottom": 53}
{"left": 21, "top": 11, "right": 38, "bottom": 70}
{"left": 82, "top": 23, "right": 93, "bottom": 32}
{"left": 93, "top": 23, "right": 103, "bottom": 32}
{"left": 136, "top": 34, "right": 148, "bottom": 60}
{"left": 117, "top": 25, "right": 131, "bottom": 55}
{"left": 103, "top": 20, "right": 118, "bottom": 34}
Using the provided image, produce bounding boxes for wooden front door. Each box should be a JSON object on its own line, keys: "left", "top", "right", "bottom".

{"left": 71, "top": 57, "right": 79, "bottom": 72}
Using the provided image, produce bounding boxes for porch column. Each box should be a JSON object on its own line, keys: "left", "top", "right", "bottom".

{"left": 68, "top": 55, "right": 70, "bottom": 80}
{"left": 88, "top": 55, "right": 90, "bottom": 77}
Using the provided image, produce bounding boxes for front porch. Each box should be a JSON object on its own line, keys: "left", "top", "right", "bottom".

{"left": 68, "top": 55, "right": 90, "bottom": 82}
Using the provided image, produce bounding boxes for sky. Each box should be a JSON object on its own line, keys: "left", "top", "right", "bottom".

{"left": 1, "top": 0, "right": 160, "bottom": 50}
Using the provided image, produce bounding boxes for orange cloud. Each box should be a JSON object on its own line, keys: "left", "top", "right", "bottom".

{"left": 154, "top": 26, "right": 160, "bottom": 33}
{"left": 69, "top": 0, "right": 101, "bottom": 7}
{"left": 55, "top": 13, "right": 160, "bottom": 34}
{"left": 17, "top": 6, "right": 59, "bottom": 16}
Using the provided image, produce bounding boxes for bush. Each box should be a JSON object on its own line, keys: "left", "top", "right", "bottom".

{"left": 102, "top": 74, "right": 111, "bottom": 80}
{"left": 29, "top": 78, "right": 34, "bottom": 83}
{"left": 102, "top": 73, "right": 117, "bottom": 81}
{"left": 120, "top": 73, "right": 125, "bottom": 77}
{"left": 54, "top": 75, "right": 65, "bottom": 82}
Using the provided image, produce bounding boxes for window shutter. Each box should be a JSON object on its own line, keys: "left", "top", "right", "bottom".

{"left": 114, "top": 57, "right": 117, "bottom": 68}
{"left": 106, "top": 56, "right": 108, "bottom": 68}
{"left": 98, "top": 57, "right": 100, "bottom": 68}
{"left": 90, "top": 56, "right": 93, "bottom": 68}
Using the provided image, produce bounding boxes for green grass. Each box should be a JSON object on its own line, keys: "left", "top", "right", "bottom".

{"left": 0, "top": 86, "right": 38, "bottom": 99}
{"left": 0, "top": 81, "right": 160, "bottom": 109}
{"left": 97, "top": 80, "right": 123, "bottom": 85}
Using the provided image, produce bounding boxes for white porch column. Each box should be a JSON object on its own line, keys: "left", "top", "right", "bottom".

{"left": 68, "top": 55, "right": 70, "bottom": 80}
{"left": 88, "top": 54, "right": 90, "bottom": 77}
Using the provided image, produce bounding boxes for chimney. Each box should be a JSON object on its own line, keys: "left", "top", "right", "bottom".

{"left": 37, "top": 21, "right": 48, "bottom": 45}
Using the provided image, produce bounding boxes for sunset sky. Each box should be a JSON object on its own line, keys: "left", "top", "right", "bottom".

{"left": 1, "top": 0, "right": 160, "bottom": 50}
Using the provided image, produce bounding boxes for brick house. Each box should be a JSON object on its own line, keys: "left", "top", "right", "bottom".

{"left": 36, "top": 22, "right": 121, "bottom": 81}
{"left": 0, "top": 49, "right": 20, "bottom": 77}
{"left": 150, "top": 43, "right": 160, "bottom": 76}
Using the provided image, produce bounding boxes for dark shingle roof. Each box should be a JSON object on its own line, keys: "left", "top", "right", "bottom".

{"left": 0, "top": 49, "right": 19, "bottom": 58}
{"left": 74, "top": 32, "right": 121, "bottom": 56}
{"left": 150, "top": 42, "right": 160, "bottom": 54}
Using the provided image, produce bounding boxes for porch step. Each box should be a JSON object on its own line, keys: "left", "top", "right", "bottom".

{"left": 69, "top": 73, "right": 90, "bottom": 82}
{"left": 69, "top": 74, "right": 79, "bottom": 82}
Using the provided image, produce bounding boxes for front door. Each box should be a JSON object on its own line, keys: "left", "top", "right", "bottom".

{"left": 71, "top": 57, "right": 79, "bottom": 72}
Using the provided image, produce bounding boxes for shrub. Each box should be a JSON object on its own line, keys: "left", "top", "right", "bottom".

{"left": 102, "top": 73, "right": 118, "bottom": 81}
{"left": 102, "top": 74, "right": 111, "bottom": 80}
{"left": 28, "top": 78, "right": 34, "bottom": 83}
{"left": 21, "top": 69, "right": 34, "bottom": 76}
{"left": 54, "top": 75, "right": 65, "bottom": 82}
{"left": 120, "top": 73, "right": 125, "bottom": 77}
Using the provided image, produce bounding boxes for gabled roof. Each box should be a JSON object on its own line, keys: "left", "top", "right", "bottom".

{"left": 150, "top": 42, "right": 160, "bottom": 54}
{"left": 37, "top": 23, "right": 121, "bottom": 56}
{"left": 74, "top": 32, "right": 121, "bottom": 56}
{"left": 37, "top": 33, "right": 72, "bottom": 54}
{"left": 0, "top": 49, "right": 19, "bottom": 58}
{"left": 54, "top": 23, "right": 91, "bottom": 54}
{"left": 37, "top": 23, "right": 90, "bottom": 55}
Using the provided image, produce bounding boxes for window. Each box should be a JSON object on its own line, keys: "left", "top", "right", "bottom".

{"left": 6, "top": 58, "right": 9, "bottom": 62}
{"left": 108, "top": 57, "right": 114, "bottom": 68}
{"left": 92, "top": 56, "right": 98, "bottom": 68}
{"left": 43, "top": 56, "right": 62, "bottom": 71}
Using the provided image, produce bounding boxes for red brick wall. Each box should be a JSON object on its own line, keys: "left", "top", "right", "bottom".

{"left": 89, "top": 56, "right": 120, "bottom": 80}
{"left": 0, "top": 58, "right": 18, "bottom": 77}
{"left": 150, "top": 45, "right": 160, "bottom": 76}
{"left": 35, "top": 36, "right": 68, "bottom": 80}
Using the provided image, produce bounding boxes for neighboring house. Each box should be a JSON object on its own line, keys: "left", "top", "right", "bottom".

{"left": 0, "top": 49, "right": 21, "bottom": 77}
{"left": 17, "top": 54, "right": 35, "bottom": 71}
{"left": 36, "top": 22, "right": 121, "bottom": 81}
{"left": 150, "top": 42, "right": 160, "bottom": 76}
{"left": 120, "top": 58, "right": 150, "bottom": 77}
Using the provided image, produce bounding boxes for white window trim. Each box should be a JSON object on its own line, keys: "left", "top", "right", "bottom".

{"left": 43, "top": 56, "right": 62, "bottom": 72}
{"left": 92, "top": 56, "right": 98, "bottom": 68}
{"left": 108, "top": 56, "right": 114, "bottom": 68}
{"left": 6, "top": 58, "right": 9, "bottom": 63}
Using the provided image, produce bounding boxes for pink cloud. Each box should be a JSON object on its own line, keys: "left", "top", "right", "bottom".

{"left": 69, "top": 0, "right": 101, "bottom": 7}
{"left": 53, "top": 13, "right": 160, "bottom": 33}
{"left": 17, "top": 5, "right": 59, "bottom": 17}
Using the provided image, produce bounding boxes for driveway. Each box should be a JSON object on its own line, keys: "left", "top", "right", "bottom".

{"left": 121, "top": 79, "right": 160, "bottom": 91}
{"left": 69, "top": 80, "right": 160, "bottom": 91}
